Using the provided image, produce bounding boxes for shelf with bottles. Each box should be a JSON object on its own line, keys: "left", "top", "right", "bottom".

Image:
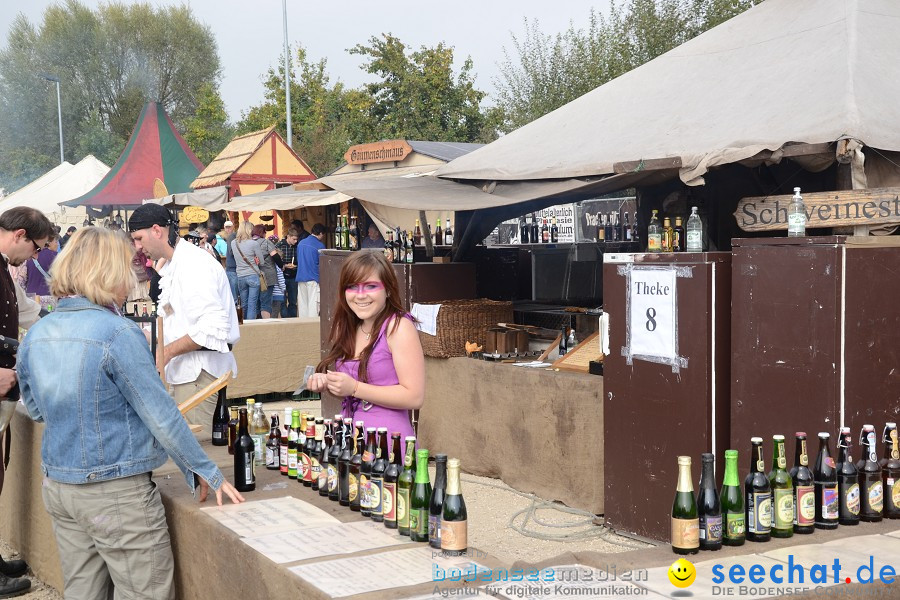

{"left": 645, "top": 206, "right": 704, "bottom": 253}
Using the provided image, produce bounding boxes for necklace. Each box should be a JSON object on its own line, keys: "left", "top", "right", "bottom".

{"left": 360, "top": 325, "right": 373, "bottom": 340}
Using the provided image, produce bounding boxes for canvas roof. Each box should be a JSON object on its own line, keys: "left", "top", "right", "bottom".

{"left": 63, "top": 102, "right": 203, "bottom": 209}
{"left": 0, "top": 156, "right": 109, "bottom": 224}
{"left": 436, "top": 0, "right": 900, "bottom": 186}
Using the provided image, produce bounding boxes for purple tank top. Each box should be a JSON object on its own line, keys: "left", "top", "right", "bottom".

{"left": 336, "top": 314, "right": 416, "bottom": 449}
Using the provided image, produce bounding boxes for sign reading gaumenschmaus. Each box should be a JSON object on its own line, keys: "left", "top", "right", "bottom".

{"left": 344, "top": 140, "right": 413, "bottom": 165}
{"left": 735, "top": 188, "right": 900, "bottom": 232}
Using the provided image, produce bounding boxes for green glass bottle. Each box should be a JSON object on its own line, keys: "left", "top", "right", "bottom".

{"left": 720, "top": 450, "right": 745, "bottom": 546}
{"left": 745, "top": 437, "right": 772, "bottom": 542}
{"left": 287, "top": 410, "right": 300, "bottom": 479}
{"left": 671, "top": 456, "right": 699, "bottom": 554}
{"left": 397, "top": 437, "right": 416, "bottom": 535}
{"left": 769, "top": 435, "right": 794, "bottom": 538}
{"left": 410, "top": 449, "right": 432, "bottom": 542}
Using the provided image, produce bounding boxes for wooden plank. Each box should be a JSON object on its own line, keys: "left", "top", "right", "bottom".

{"left": 735, "top": 187, "right": 900, "bottom": 232}
{"left": 613, "top": 156, "right": 682, "bottom": 174}
{"left": 552, "top": 332, "right": 602, "bottom": 373}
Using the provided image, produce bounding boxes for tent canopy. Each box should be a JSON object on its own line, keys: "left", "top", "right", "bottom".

{"left": 436, "top": 0, "right": 900, "bottom": 186}
{"left": 64, "top": 102, "right": 203, "bottom": 210}
{"left": 1, "top": 156, "right": 109, "bottom": 225}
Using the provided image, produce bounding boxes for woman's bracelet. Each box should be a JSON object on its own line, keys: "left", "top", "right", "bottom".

{"left": 353, "top": 379, "right": 359, "bottom": 397}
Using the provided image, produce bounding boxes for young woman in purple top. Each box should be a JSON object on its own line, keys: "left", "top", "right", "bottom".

{"left": 308, "top": 251, "right": 424, "bottom": 445}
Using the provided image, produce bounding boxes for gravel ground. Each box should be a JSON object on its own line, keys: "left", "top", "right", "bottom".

{"left": 0, "top": 543, "right": 60, "bottom": 600}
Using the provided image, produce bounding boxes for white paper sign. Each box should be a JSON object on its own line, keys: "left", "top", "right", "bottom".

{"left": 628, "top": 268, "right": 677, "bottom": 362}
{"left": 200, "top": 496, "right": 338, "bottom": 537}
{"left": 535, "top": 205, "right": 577, "bottom": 243}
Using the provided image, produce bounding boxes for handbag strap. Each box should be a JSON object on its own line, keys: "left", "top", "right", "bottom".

{"left": 234, "top": 241, "right": 262, "bottom": 277}
{"left": 31, "top": 257, "right": 51, "bottom": 281}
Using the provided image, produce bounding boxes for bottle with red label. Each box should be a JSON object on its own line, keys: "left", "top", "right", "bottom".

{"left": 813, "top": 432, "right": 838, "bottom": 529}
{"left": 383, "top": 433, "right": 402, "bottom": 529}
{"left": 790, "top": 432, "right": 815, "bottom": 533}
{"left": 360, "top": 428, "right": 377, "bottom": 516}
{"left": 837, "top": 427, "right": 860, "bottom": 526}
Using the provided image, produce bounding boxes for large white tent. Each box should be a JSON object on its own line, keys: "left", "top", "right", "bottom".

{"left": 436, "top": 0, "right": 900, "bottom": 188}
{"left": 1, "top": 155, "right": 110, "bottom": 225}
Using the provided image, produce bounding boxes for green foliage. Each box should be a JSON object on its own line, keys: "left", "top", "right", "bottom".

{"left": 0, "top": 0, "right": 222, "bottom": 191}
{"left": 182, "top": 82, "right": 234, "bottom": 165}
{"left": 238, "top": 37, "right": 498, "bottom": 176}
{"left": 494, "top": 0, "right": 764, "bottom": 132}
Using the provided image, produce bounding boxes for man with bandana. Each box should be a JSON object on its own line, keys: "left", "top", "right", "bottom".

{"left": 128, "top": 204, "right": 239, "bottom": 427}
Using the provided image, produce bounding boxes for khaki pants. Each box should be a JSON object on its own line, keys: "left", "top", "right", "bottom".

{"left": 43, "top": 473, "right": 174, "bottom": 600}
{"left": 169, "top": 369, "right": 218, "bottom": 427}
{"left": 297, "top": 281, "right": 320, "bottom": 318}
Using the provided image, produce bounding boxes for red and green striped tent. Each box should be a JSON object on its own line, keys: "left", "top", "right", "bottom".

{"left": 63, "top": 102, "right": 203, "bottom": 213}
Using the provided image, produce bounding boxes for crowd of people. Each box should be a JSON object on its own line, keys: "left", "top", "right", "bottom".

{"left": 0, "top": 204, "right": 424, "bottom": 598}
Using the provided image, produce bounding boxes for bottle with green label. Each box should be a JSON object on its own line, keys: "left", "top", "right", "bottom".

{"left": 397, "top": 437, "right": 417, "bottom": 535}
{"left": 790, "top": 432, "right": 815, "bottom": 534}
{"left": 769, "top": 435, "right": 794, "bottom": 538}
{"left": 881, "top": 423, "right": 900, "bottom": 519}
{"left": 671, "top": 456, "right": 699, "bottom": 554}
{"left": 745, "top": 437, "right": 772, "bottom": 542}
{"left": 720, "top": 450, "right": 744, "bottom": 546}
{"left": 410, "top": 449, "right": 432, "bottom": 542}
{"left": 287, "top": 410, "right": 300, "bottom": 479}
{"left": 837, "top": 427, "right": 860, "bottom": 525}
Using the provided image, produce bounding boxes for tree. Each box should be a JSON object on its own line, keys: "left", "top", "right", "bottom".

{"left": 182, "top": 82, "right": 234, "bottom": 165}
{"left": 0, "top": 0, "right": 222, "bottom": 191}
{"left": 493, "top": 0, "right": 763, "bottom": 132}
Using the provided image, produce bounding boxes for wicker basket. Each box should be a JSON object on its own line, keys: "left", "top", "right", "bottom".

{"left": 417, "top": 299, "right": 513, "bottom": 358}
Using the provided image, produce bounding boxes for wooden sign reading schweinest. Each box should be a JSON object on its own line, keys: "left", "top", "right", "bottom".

{"left": 735, "top": 187, "right": 900, "bottom": 232}
{"left": 344, "top": 140, "right": 412, "bottom": 165}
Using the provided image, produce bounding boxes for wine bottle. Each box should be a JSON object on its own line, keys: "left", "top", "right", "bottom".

{"left": 745, "top": 437, "right": 772, "bottom": 542}
{"left": 265, "top": 415, "right": 281, "bottom": 471}
{"left": 211, "top": 388, "right": 229, "bottom": 446}
{"left": 789, "top": 432, "right": 815, "bottom": 533}
{"left": 698, "top": 453, "right": 722, "bottom": 551}
{"left": 671, "top": 456, "right": 699, "bottom": 554}
{"left": 429, "top": 454, "right": 448, "bottom": 548}
{"left": 720, "top": 450, "right": 744, "bottom": 546}
{"left": 441, "top": 458, "right": 467, "bottom": 556}
{"left": 310, "top": 418, "right": 324, "bottom": 491}
{"left": 520, "top": 215, "right": 529, "bottom": 244}
{"left": 234, "top": 408, "right": 256, "bottom": 492}
{"left": 549, "top": 217, "right": 559, "bottom": 244}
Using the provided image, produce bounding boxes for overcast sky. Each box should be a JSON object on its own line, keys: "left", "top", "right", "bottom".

{"left": 1, "top": 0, "right": 604, "bottom": 122}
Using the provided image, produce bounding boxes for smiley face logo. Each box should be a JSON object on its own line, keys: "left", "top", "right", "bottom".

{"left": 668, "top": 558, "right": 696, "bottom": 588}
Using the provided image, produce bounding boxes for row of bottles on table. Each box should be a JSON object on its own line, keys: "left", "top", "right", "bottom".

{"left": 251, "top": 410, "right": 468, "bottom": 553}
{"left": 647, "top": 207, "right": 703, "bottom": 252}
{"left": 595, "top": 212, "right": 637, "bottom": 244}
{"left": 518, "top": 213, "right": 559, "bottom": 244}
{"left": 333, "top": 215, "right": 360, "bottom": 251}
{"left": 411, "top": 218, "right": 453, "bottom": 247}
{"left": 672, "top": 423, "right": 900, "bottom": 554}
{"left": 385, "top": 229, "right": 415, "bottom": 264}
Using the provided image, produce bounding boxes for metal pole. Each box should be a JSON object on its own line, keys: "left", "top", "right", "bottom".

{"left": 282, "top": 0, "right": 292, "bottom": 148}
{"left": 54, "top": 80, "right": 64, "bottom": 164}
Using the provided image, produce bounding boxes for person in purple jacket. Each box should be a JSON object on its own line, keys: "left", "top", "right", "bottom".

{"left": 307, "top": 251, "right": 424, "bottom": 446}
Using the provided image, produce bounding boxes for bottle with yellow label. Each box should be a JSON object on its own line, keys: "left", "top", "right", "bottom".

{"left": 662, "top": 217, "right": 674, "bottom": 253}
{"left": 745, "top": 437, "right": 771, "bottom": 542}
{"left": 441, "top": 458, "right": 467, "bottom": 556}
{"left": 671, "top": 456, "right": 699, "bottom": 554}
{"left": 397, "top": 437, "right": 417, "bottom": 535}
{"left": 769, "top": 435, "right": 794, "bottom": 538}
{"left": 790, "top": 432, "right": 815, "bottom": 534}
{"left": 881, "top": 423, "right": 900, "bottom": 519}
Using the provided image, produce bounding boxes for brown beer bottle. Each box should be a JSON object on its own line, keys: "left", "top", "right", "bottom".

{"left": 856, "top": 424, "right": 883, "bottom": 522}
{"left": 349, "top": 423, "right": 365, "bottom": 511}
{"left": 234, "top": 408, "right": 256, "bottom": 492}
{"left": 881, "top": 423, "right": 900, "bottom": 519}
{"left": 383, "top": 433, "right": 402, "bottom": 529}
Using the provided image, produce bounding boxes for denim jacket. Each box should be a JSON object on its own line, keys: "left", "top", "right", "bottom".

{"left": 18, "top": 297, "right": 224, "bottom": 492}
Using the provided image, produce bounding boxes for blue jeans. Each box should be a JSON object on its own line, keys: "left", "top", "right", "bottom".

{"left": 237, "top": 274, "right": 260, "bottom": 320}
{"left": 281, "top": 277, "right": 298, "bottom": 317}
{"left": 258, "top": 286, "right": 273, "bottom": 316}
{"left": 226, "top": 269, "right": 238, "bottom": 305}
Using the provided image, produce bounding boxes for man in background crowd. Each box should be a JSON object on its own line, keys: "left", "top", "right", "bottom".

{"left": 276, "top": 228, "right": 300, "bottom": 317}
{"left": 295, "top": 223, "right": 325, "bottom": 318}
{"left": 223, "top": 220, "right": 238, "bottom": 302}
{"left": 361, "top": 222, "right": 385, "bottom": 249}
{"left": 129, "top": 204, "right": 239, "bottom": 426}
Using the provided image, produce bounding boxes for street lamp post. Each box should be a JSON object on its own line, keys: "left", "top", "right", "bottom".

{"left": 39, "top": 73, "right": 64, "bottom": 164}
{"left": 282, "top": 0, "right": 292, "bottom": 149}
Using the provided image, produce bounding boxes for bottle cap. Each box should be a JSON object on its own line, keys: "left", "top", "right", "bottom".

{"left": 795, "top": 432, "right": 807, "bottom": 437}
{"left": 405, "top": 436, "right": 417, "bottom": 441}
{"left": 366, "top": 427, "right": 376, "bottom": 432}
{"left": 701, "top": 453, "right": 714, "bottom": 463}
{"left": 724, "top": 449, "right": 738, "bottom": 459}
{"left": 794, "top": 187, "right": 802, "bottom": 193}
{"left": 416, "top": 449, "right": 429, "bottom": 460}
{"left": 677, "top": 456, "right": 691, "bottom": 465}
{"left": 434, "top": 453, "right": 448, "bottom": 463}
{"left": 377, "top": 426, "right": 388, "bottom": 432}
{"left": 863, "top": 424, "right": 874, "bottom": 431}
{"left": 887, "top": 422, "right": 897, "bottom": 428}
{"left": 840, "top": 426, "right": 851, "bottom": 433}
{"left": 818, "top": 432, "right": 829, "bottom": 438}
{"left": 773, "top": 434, "right": 785, "bottom": 440}
{"left": 750, "top": 437, "right": 763, "bottom": 443}
{"left": 355, "top": 420, "right": 365, "bottom": 426}
{"left": 448, "top": 458, "right": 460, "bottom": 469}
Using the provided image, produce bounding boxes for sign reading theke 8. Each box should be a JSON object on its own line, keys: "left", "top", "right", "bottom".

{"left": 629, "top": 267, "right": 677, "bottom": 363}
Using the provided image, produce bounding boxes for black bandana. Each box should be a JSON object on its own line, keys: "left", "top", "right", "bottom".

{"left": 128, "top": 204, "right": 177, "bottom": 232}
